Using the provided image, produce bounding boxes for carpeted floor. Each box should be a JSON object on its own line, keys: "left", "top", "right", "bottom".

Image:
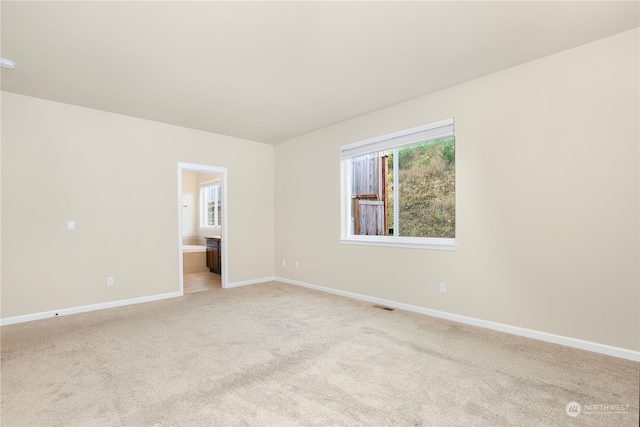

{"left": 1, "top": 281, "right": 638, "bottom": 426}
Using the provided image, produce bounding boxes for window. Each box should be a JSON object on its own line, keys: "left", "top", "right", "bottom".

{"left": 200, "top": 179, "right": 222, "bottom": 228}
{"left": 340, "top": 118, "right": 456, "bottom": 250}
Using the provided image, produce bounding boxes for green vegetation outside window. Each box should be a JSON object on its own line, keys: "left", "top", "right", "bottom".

{"left": 341, "top": 118, "right": 456, "bottom": 250}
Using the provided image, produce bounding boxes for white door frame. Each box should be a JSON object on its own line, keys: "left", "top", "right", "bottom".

{"left": 177, "top": 162, "right": 229, "bottom": 292}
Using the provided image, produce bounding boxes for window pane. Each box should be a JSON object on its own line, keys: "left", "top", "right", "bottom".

{"left": 348, "top": 153, "right": 389, "bottom": 236}
{"left": 397, "top": 137, "right": 455, "bottom": 238}
{"left": 215, "top": 185, "right": 221, "bottom": 226}
{"left": 203, "top": 185, "right": 220, "bottom": 227}
{"left": 206, "top": 187, "right": 215, "bottom": 226}
{"left": 200, "top": 178, "right": 222, "bottom": 229}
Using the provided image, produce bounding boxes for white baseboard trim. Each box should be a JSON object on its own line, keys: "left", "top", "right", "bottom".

{"left": 1, "top": 275, "right": 275, "bottom": 326}
{"left": 0, "top": 291, "right": 183, "bottom": 327}
{"left": 225, "top": 276, "right": 275, "bottom": 289}
{"left": 275, "top": 277, "right": 640, "bottom": 362}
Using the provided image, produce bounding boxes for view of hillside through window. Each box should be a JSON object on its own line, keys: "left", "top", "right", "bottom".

{"left": 345, "top": 118, "right": 455, "bottom": 243}
{"left": 348, "top": 135, "right": 455, "bottom": 239}
{"left": 388, "top": 136, "right": 455, "bottom": 238}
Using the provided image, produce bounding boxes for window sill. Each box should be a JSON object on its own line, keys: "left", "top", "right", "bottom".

{"left": 338, "top": 236, "right": 457, "bottom": 251}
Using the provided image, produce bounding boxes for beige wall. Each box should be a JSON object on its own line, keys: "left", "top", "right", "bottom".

{"left": 181, "top": 171, "right": 198, "bottom": 242}
{"left": 1, "top": 92, "right": 275, "bottom": 318}
{"left": 274, "top": 29, "right": 640, "bottom": 351}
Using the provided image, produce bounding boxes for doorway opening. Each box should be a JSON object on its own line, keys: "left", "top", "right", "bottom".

{"left": 177, "top": 162, "right": 228, "bottom": 293}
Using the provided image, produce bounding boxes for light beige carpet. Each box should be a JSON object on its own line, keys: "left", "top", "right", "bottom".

{"left": 1, "top": 281, "right": 638, "bottom": 426}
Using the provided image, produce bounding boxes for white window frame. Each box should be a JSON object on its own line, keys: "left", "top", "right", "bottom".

{"left": 199, "top": 178, "right": 222, "bottom": 230}
{"left": 339, "top": 118, "right": 458, "bottom": 251}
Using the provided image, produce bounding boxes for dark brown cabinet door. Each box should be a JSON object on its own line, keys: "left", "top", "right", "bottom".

{"left": 205, "top": 238, "right": 221, "bottom": 274}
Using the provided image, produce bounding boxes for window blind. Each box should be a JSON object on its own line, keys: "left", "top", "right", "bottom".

{"left": 341, "top": 118, "right": 454, "bottom": 160}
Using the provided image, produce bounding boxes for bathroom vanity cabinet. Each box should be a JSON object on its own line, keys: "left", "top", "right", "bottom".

{"left": 205, "top": 237, "right": 221, "bottom": 274}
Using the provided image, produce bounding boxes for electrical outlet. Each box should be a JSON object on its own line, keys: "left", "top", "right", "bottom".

{"left": 295, "top": 261, "right": 299, "bottom": 269}
{"left": 107, "top": 277, "right": 114, "bottom": 286}
{"left": 67, "top": 220, "right": 75, "bottom": 230}
{"left": 282, "top": 260, "right": 286, "bottom": 267}
{"left": 439, "top": 282, "right": 446, "bottom": 293}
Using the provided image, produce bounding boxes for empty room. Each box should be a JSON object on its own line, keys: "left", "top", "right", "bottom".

{"left": 1, "top": 1, "right": 639, "bottom": 426}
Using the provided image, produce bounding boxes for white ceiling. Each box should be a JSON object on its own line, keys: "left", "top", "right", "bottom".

{"left": 2, "top": 1, "right": 638, "bottom": 144}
